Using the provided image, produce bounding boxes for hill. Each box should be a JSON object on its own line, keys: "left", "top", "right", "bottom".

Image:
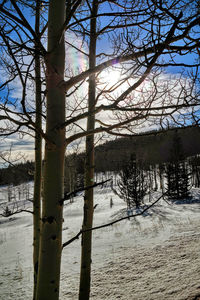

{"left": 1, "top": 126, "right": 200, "bottom": 186}
{"left": 94, "top": 126, "right": 200, "bottom": 172}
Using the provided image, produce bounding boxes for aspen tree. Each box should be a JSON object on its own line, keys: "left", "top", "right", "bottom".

{"left": 79, "top": 1, "right": 98, "bottom": 299}
{"left": 33, "top": 1, "right": 43, "bottom": 299}
{"left": 36, "top": 1, "right": 66, "bottom": 299}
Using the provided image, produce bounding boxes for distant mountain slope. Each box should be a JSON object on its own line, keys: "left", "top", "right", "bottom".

{"left": 1, "top": 126, "right": 200, "bottom": 187}
{"left": 95, "top": 126, "right": 200, "bottom": 171}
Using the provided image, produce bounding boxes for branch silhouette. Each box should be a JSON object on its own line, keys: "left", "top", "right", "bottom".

{"left": 60, "top": 178, "right": 112, "bottom": 205}
{"left": 62, "top": 192, "right": 165, "bottom": 249}
{"left": 0, "top": 208, "right": 33, "bottom": 217}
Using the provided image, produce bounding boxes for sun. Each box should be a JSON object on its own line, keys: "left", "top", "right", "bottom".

{"left": 99, "top": 68, "right": 122, "bottom": 88}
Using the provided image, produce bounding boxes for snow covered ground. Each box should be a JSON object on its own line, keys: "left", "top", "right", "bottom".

{"left": 0, "top": 182, "right": 200, "bottom": 299}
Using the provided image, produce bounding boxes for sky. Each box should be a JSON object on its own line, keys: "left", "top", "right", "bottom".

{"left": 0, "top": 1, "right": 199, "bottom": 167}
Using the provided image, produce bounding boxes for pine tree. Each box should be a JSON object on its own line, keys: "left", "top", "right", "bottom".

{"left": 189, "top": 155, "right": 200, "bottom": 188}
{"left": 165, "top": 161, "right": 190, "bottom": 200}
{"left": 165, "top": 132, "right": 190, "bottom": 200}
{"left": 117, "top": 156, "right": 148, "bottom": 208}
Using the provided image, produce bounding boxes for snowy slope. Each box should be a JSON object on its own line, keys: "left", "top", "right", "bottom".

{"left": 0, "top": 183, "right": 200, "bottom": 299}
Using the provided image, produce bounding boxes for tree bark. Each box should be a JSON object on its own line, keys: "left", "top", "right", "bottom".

{"left": 33, "top": 1, "right": 42, "bottom": 298}
{"left": 79, "top": 1, "right": 98, "bottom": 299}
{"left": 36, "top": 1, "right": 66, "bottom": 299}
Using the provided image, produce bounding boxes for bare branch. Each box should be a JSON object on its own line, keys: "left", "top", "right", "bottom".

{"left": 62, "top": 192, "right": 165, "bottom": 248}
{"left": 0, "top": 208, "right": 33, "bottom": 217}
{"left": 60, "top": 178, "right": 111, "bottom": 205}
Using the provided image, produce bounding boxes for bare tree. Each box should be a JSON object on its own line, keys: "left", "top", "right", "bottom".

{"left": 0, "top": 1, "right": 45, "bottom": 298}
{"left": 33, "top": 1, "right": 43, "bottom": 298}
{"left": 79, "top": 1, "right": 98, "bottom": 298}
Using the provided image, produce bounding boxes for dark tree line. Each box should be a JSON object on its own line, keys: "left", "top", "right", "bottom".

{"left": 0, "top": 161, "right": 34, "bottom": 186}
{"left": 117, "top": 156, "right": 193, "bottom": 209}
{"left": 1, "top": 128, "right": 200, "bottom": 193}
{"left": 116, "top": 132, "right": 197, "bottom": 208}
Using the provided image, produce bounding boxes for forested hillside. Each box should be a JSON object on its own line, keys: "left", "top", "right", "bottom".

{"left": 95, "top": 126, "right": 200, "bottom": 172}
{"left": 0, "top": 161, "right": 34, "bottom": 186}
{"left": 1, "top": 126, "right": 200, "bottom": 187}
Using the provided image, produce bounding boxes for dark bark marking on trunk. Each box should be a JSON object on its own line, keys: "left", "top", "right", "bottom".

{"left": 42, "top": 216, "right": 55, "bottom": 224}
{"left": 34, "top": 262, "right": 38, "bottom": 273}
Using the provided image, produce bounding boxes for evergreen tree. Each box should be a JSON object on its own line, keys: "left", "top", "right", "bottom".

{"left": 165, "top": 132, "right": 190, "bottom": 200}
{"left": 189, "top": 155, "right": 200, "bottom": 188}
{"left": 117, "top": 155, "right": 148, "bottom": 208}
{"left": 165, "top": 161, "right": 190, "bottom": 200}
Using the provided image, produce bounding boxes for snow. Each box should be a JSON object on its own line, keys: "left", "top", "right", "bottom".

{"left": 1, "top": 182, "right": 200, "bottom": 299}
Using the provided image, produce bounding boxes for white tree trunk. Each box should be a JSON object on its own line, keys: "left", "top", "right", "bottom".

{"left": 36, "top": 1, "right": 66, "bottom": 299}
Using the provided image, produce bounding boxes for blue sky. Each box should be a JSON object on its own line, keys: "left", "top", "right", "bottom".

{"left": 0, "top": 1, "right": 199, "bottom": 166}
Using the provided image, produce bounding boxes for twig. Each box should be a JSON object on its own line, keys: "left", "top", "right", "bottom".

{"left": 0, "top": 208, "right": 33, "bottom": 217}
{"left": 60, "top": 178, "right": 111, "bottom": 205}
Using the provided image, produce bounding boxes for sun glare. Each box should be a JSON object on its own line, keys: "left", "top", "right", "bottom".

{"left": 100, "top": 68, "right": 121, "bottom": 88}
